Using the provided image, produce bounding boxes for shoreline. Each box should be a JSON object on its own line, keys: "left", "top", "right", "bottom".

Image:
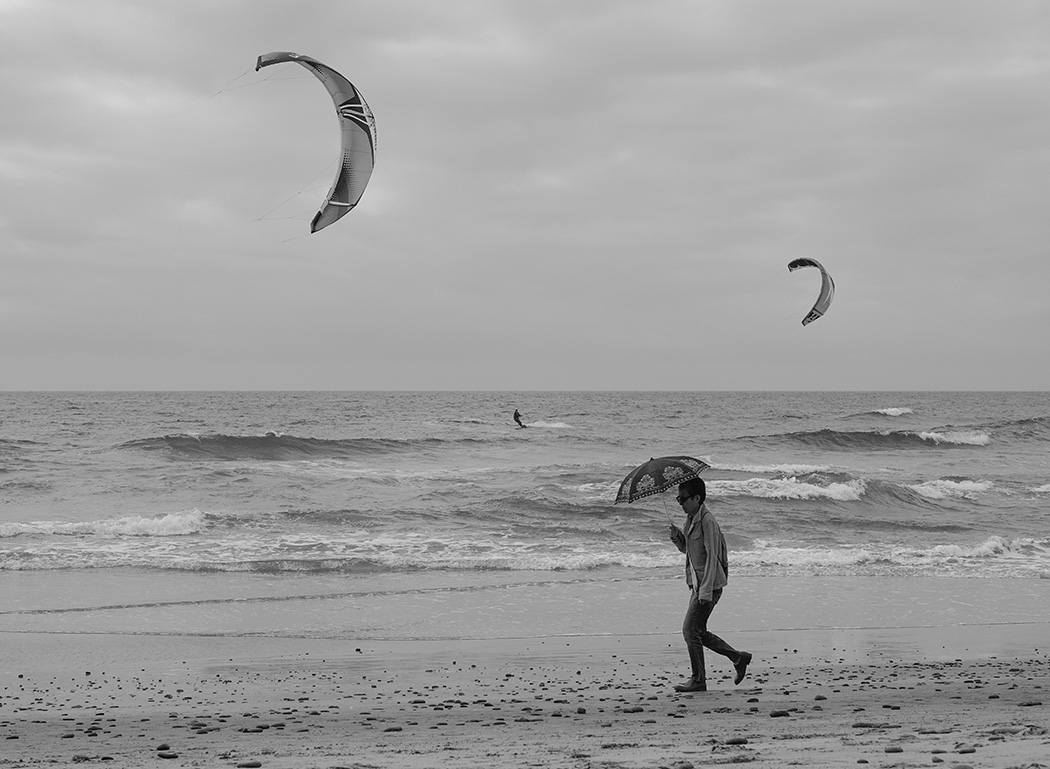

{"left": 4, "top": 571, "right": 1048, "bottom": 640}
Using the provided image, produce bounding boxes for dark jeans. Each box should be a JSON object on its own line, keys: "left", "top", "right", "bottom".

{"left": 682, "top": 587, "right": 741, "bottom": 682}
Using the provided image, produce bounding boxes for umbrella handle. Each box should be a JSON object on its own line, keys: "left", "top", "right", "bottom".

{"left": 660, "top": 495, "right": 675, "bottom": 526}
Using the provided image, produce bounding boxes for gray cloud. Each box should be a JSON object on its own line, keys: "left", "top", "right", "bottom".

{"left": 2, "top": 0, "right": 1048, "bottom": 389}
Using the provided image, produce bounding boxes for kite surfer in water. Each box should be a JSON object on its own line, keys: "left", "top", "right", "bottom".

{"left": 513, "top": 409, "right": 526, "bottom": 428}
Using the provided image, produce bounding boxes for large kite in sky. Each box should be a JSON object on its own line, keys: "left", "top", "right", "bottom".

{"left": 788, "top": 257, "right": 835, "bottom": 326}
{"left": 256, "top": 52, "right": 377, "bottom": 233}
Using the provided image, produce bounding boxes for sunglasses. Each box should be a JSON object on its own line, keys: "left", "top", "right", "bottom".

{"left": 675, "top": 494, "right": 695, "bottom": 505}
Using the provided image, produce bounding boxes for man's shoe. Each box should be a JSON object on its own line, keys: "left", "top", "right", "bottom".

{"left": 734, "top": 652, "right": 753, "bottom": 685}
{"left": 673, "top": 678, "right": 707, "bottom": 692}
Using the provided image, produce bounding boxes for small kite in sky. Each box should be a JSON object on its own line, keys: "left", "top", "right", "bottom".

{"left": 256, "top": 51, "right": 377, "bottom": 233}
{"left": 788, "top": 257, "right": 835, "bottom": 326}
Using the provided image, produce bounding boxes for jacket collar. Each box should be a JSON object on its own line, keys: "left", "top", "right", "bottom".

{"left": 685, "top": 502, "right": 708, "bottom": 530}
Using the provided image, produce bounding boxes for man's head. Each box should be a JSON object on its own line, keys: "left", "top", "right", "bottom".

{"left": 676, "top": 477, "right": 706, "bottom": 509}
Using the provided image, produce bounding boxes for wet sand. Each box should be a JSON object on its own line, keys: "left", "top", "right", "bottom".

{"left": 2, "top": 624, "right": 1047, "bottom": 768}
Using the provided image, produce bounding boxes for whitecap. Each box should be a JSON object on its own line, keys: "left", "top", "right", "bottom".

{"left": 917, "top": 430, "right": 991, "bottom": 446}
{"left": 0, "top": 509, "right": 207, "bottom": 538}
{"left": 711, "top": 477, "right": 865, "bottom": 501}
{"left": 734, "top": 535, "right": 1049, "bottom": 577}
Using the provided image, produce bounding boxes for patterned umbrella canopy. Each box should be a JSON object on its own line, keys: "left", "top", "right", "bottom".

{"left": 614, "top": 456, "right": 710, "bottom": 504}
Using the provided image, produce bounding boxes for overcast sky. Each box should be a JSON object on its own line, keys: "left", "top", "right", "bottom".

{"left": 2, "top": 1, "right": 1049, "bottom": 390}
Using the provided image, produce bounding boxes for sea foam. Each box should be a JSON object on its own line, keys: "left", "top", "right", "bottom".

{"left": 0, "top": 509, "right": 206, "bottom": 538}
{"left": 917, "top": 430, "right": 991, "bottom": 446}
{"left": 734, "top": 535, "right": 1050, "bottom": 578}
{"left": 711, "top": 477, "right": 866, "bottom": 501}
{"left": 907, "top": 479, "right": 993, "bottom": 500}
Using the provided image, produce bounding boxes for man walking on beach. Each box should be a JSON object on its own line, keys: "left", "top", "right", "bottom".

{"left": 669, "top": 478, "right": 752, "bottom": 692}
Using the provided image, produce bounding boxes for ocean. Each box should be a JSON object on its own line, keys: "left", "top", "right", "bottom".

{"left": 2, "top": 391, "right": 1048, "bottom": 645}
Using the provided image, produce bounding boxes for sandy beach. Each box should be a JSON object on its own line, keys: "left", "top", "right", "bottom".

{"left": 3, "top": 619, "right": 1047, "bottom": 769}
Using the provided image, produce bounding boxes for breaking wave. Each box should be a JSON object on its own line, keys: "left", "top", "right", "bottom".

{"left": 875, "top": 407, "right": 914, "bottom": 417}
{"left": 766, "top": 428, "right": 991, "bottom": 450}
{"left": 907, "top": 479, "right": 994, "bottom": 500}
{"left": 0, "top": 509, "right": 206, "bottom": 538}
{"left": 733, "top": 535, "right": 1050, "bottom": 578}
{"left": 712, "top": 477, "right": 866, "bottom": 502}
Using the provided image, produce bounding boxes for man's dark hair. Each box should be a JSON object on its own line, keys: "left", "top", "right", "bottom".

{"left": 680, "top": 477, "right": 706, "bottom": 503}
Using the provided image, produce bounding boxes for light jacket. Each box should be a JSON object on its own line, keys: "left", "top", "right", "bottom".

{"left": 672, "top": 503, "right": 728, "bottom": 601}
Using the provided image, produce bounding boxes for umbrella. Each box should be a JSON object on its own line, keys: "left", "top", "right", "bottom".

{"left": 614, "top": 455, "right": 710, "bottom": 504}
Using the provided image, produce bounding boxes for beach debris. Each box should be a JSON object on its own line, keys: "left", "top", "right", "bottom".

{"left": 3, "top": 631, "right": 1049, "bottom": 769}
